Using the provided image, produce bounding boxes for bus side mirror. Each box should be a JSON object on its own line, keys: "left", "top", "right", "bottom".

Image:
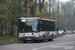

{"left": 39, "top": 29, "right": 42, "bottom": 31}
{"left": 38, "top": 29, "right": 41, "bottom": 32}
{"left": 40, "top": 29, "right": 42, "bottom": 31}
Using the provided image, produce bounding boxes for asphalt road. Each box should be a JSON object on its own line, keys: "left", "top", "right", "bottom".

{"left": 0, "top": 34, "right": 75, "bottom": 50}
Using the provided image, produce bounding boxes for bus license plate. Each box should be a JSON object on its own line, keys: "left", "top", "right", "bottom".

{"left": 26, "top": 38, "right": 31, "bottom": 40}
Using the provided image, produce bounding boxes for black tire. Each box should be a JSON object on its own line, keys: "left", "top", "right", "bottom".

{"left": 23, "top": 40, "right": 26, "bottom": 43}
{"left": 34, "top": 40, "right": 40, "bottom": 43}
{"left": 48, "top": 39, "right": 51, "bottom": 41}
{"left": 50, "top": 38, "right": 53, "bottom": 41}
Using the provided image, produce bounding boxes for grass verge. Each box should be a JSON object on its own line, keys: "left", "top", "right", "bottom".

{"left": 0, "top": 40, "right": 22, "bottom": 45}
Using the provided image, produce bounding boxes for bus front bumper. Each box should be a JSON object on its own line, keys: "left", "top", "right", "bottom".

{"left": 18, "top": 36, "right": 42, "bottom": 41}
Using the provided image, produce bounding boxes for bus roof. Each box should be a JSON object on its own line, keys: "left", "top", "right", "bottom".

{"left": 19, "top": 17, "right": 55, "bottom": 22}
{"left": 19, "top": 17, "right": 38, "bottom": 19}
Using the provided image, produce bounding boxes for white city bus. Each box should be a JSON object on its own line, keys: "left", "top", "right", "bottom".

{"left": 18, "top": 17, "right": 56, "bottom": 43}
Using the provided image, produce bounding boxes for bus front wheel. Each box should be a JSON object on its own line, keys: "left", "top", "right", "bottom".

{"left": 23, "top": 40, "right": 26, "bottom": 43}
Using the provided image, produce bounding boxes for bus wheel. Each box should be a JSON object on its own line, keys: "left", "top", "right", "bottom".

{"left": 48, "top": 39, "right": 51, "bottom": 41}
{"left": 49, "top": 38, "right": 53, "bottom": 41}
{"left": 23, "top": 40, "right": 26, "bottom": 43}
{"left": 34, "top": 40, "right": 40, "bottom": 43}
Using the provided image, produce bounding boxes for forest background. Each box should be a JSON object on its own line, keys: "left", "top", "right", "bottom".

{"left": 0, "top": 0, "right": 75, "bottom": 36}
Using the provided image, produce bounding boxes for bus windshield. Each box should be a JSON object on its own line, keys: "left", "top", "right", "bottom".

{"left": 18, "top": 19, "right": 39, "bottom": 32}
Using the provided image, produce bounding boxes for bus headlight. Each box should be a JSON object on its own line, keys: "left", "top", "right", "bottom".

{"left": 19, "top": 35, "right": 21, "bottom": 37}
{"left": 19, "top": 33, "right": 22, "bottom": 37}
{"left": 35, "top": 34, "right": 39, "bottom": 37}
{"left": 19, "top": 34, "right": 23, "bottom": 37}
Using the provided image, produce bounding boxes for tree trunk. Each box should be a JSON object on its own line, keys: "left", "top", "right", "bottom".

{"left": 30, "top": 0, "right": 34, "bottom": 17}
{"left": 39, "top": 0, "right": 44, "bottom": 11}
{"left": 25, "top": 0, "right": 27, "bottom": 14}
{"left": 1, "top": 24, "right": 3, "bottom": 35}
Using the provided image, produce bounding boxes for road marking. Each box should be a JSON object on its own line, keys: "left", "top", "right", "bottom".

{"left": 32, "top": 41, "right": 75, "bottom": 50}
